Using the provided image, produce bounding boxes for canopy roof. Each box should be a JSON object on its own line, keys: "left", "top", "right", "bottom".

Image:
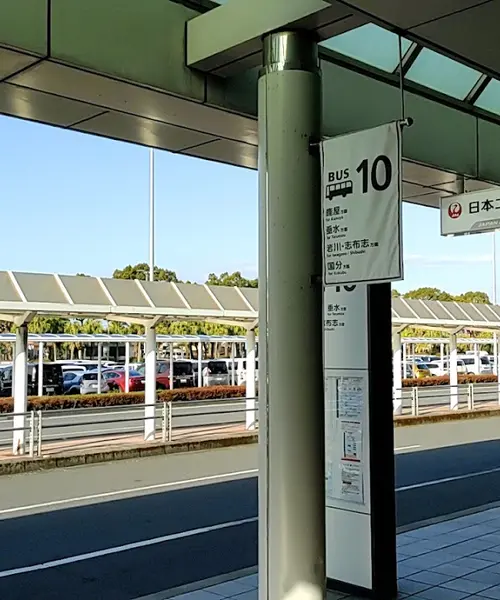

{"left": 0, "top": 271, "right": 258, "bottom": 326}
{"left": 392, "top": 297, "right": 500, "bottom": 332}
{"left": 1, "top": 270, "right": 500, "bottom": 333}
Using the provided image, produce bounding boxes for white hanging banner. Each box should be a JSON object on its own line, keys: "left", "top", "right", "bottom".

{"left": 321, "top": 122, "right": 403, "bottom": 286}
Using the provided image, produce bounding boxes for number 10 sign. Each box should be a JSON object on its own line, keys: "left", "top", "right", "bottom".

{"left": 321, "top": 122, "right": 403, "bottom": 286}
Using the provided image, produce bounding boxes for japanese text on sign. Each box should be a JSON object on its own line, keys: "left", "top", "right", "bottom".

{"left": 321, "top": 122, "right": 402, "bottom": 286}
{"left": 441, "top": 188, "right": 500, "bottom": 236}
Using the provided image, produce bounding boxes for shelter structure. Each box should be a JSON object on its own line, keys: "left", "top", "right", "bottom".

{"left": 0, "top": 271, "right": 258, "bottom": 453}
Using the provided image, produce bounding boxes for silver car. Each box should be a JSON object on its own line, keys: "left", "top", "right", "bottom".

{"left": 80, "top": 370, "right": 110, "bottom": 395}
{"left": 201, "top": 360, "right": 230, "bottom": 387}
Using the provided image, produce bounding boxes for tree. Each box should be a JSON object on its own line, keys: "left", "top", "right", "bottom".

{"left": 206, "top": 271, "right": 257, "bottom": 288}
{"left": 113, "top": 263, "right": 179, "bottom": 282}
{"left": 455, "top": 291, "right": 490, "bottom": 304}
{"left": 404, "top": 287, "right": 454, "bottom": 302}
{"left": 391, "top": 289, "right": 401, "bottom": 298}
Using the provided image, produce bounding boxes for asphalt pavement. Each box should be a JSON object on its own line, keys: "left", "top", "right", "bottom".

{"left": 1, "top": 418, "right": 500, "bottom": 599}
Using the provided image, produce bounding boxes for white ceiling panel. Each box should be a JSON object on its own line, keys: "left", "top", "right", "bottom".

{"left": 0, "top": 48, "right": 39, "bottom": 80}
{"left": 75, "top": 111, "right": 216, "bottom": 152}
{"left": 0, "top": 82, "right": 106, "bottom": 127}
{"left": 182, "top": 138, "right": 257, "bottom": 169}
{"left": 8, "top": 60, "right": 258, "bottom": 146}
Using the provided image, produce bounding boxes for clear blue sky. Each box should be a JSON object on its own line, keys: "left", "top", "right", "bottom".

{"left": 0, "top": 114, "right": 497, "bottom": 298}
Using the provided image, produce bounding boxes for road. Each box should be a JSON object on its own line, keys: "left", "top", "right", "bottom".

{"left": 0, "top": 399, "right": 254, "bottom": 449}
{"left": 1, "top": 417, "right": 500, "bottom": 599}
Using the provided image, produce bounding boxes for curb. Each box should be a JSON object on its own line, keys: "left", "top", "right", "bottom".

{"left": 0, "top": 432, "right": 258, "bottom": 476}
{"left": 394, "top": 407, "right": 500, "bottom": 427}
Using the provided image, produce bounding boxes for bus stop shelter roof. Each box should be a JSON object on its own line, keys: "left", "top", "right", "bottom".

{"left": 392, "top": 296, "right": 500, "bottom": 332}
{"left": 1, "top": 270, "right": 500, "bottom": 334}
{"left": 0, "top": 271, "right": 258, "bottom": 327}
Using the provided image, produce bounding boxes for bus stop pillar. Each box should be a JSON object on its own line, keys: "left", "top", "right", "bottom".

{"left": 450, "top": 333, "right": 459, "bottom": 410}
{"left": 13, "top": 324, "right": 28, "bottom": 455}
{"left": 125, "top": 341, "right": 130, "bottom": 393}
{"left": 144, "top": 323, "right": 157, "bottom": 441}
{"left": 258, "top": 30, "right": 325, "bottom": 600}
{"left": 38, "top": 341, "right": 44, "bottom": 397}
{"left": 245, "top": 328, "right": 256, "bottom": 430}
{"left": 392, "top": 332, "right": 403, "bottom": 415}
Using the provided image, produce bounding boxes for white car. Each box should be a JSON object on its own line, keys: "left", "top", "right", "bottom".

{"left": 80, "top": 370, "right": 110, "bottom": 394}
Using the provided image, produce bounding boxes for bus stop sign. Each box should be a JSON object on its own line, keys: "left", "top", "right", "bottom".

{"left": 321, "top": 122, "right": 403, "bottom": 286}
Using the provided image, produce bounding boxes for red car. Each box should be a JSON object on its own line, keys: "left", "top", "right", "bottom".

{"left": 103, "top": 369, "right": 145, "bottom": 392}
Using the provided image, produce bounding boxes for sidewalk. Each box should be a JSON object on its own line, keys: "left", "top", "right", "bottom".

{"left": 0, "top": 423, "right": 248, "bottom": 461}
{"left": 144, "top": 506, "right": 500, "bottom": 600}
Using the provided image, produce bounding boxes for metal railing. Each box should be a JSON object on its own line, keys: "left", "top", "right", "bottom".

{"left": 0, "top": 397, "right": 259, "bottom": 458}
{"left": 394, "top": 381, "right": 500, "bottom": 416}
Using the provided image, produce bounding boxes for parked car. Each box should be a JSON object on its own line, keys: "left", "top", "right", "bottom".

{"left": 423, "top": 362, "right": 446, "bottom": 377}
{"left": 80, "top": 370, "right": 109, "bottom": 395}
{"left": 137, "top": 360, "right": 195, "bottom": 389}
{"left": 63, "top": 371, "right": 83, "bottom": 394}
{"left": 405, "top": 363, "right": 431, "bottom": 379}
{"left": 0, "top": 363, "right": 64, "bottom": 397}
{"left": 103, "top": 369, "right": 145, "bottom": 392}
{"left": 201, "top": 360, "right": 230, "bottom": 386}
{"left": 457, "top": 355, "right": 492, "bottom": 375}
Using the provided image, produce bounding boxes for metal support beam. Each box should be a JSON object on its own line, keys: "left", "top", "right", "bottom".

{"left": 13, "top": 324, "right": 28, "bottom": 455}
{"left": 186, "top": 0, "right": 363, "bottom": 77}
{"left": 392, "top": 332, "right": 403, "bottom": 415}
{"left": 245, "top": 329, "right": 256, "bottom": 430}
{"left": 97, "top": 342, "right": 102, "bottom": 394}
{"left": 125, "top": 341, "right": 130, "bottom": 393}
{"left": 258, "top": 30, "right": 324, "bottom": 600}
{"left": 37, "top": 342, "right": 44, "bottom": 398}
{"left": 170, "top": 342, "right": 174, "bottom": 390}
{"left": 198, "top": 341, "right": 203, "bottom": 387}
{"left": 394, "top": 41, "right": 422, "bottom": 77}
{"left": 145, "top": 324, "right": 157, "bottom": 440}
{"left": 450, "top": 334, "right": 459, "bottom": 410}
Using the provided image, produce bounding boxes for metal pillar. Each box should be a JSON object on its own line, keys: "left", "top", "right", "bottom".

{"left": 149, "top": 148, "right": 155, "bottom": 282}
{"left": 125, "top": 342, "right": 130, "bottom": 393}
{"left": 440, "top": 342, "right": 444, "bottom": 374}
{"left": 450, "top": 334, "right": 459, "bottom": 410}
{"left": 170, "top": 342, "right": 174, "bottom": 389}
{"left": 258, "top": 30, "right": 324, "bottom": 600}
{"left": 13, "top": 324, "right": 28, "bottom": 455}
{"left": 38, "top": 342, "right": 44, "bottom": 397}
{"left": 392, "top": 332, "right": 402, "bottom": 415}
{"left": 474, "top": 343, "right": 480, "bottom": 374}
{"left": 197, "top": 341, "right": 202, "bottom": 387}
{"left": 231, "top": 342, "right": 236, "bottom": 386}
{"left": 97, "top": 343, "right": 102, "bottom": 394}
{"left": 245, "top": 329, "right": 256, "bottom": 430}
{"left": 145, "top": 324, "right": 157, "bottom": 440}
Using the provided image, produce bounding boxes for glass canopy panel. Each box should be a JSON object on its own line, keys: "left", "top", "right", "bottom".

{"left": 321, "top": 24, "right": 411, "bottom": 72}
{"left": 406, "top": 49, "right": 482, "bottom": 99}
{"left": 475, "top": 78, "right": 500, "bottom": 114}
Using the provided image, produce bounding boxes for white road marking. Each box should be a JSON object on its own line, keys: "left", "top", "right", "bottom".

{"left": 395, "top": 445, "right": 420, "bottom": 452}
{"left": 396, "top": 465, "right": 500, "bottom": 492}
{"left": 0, "top": 517, "right": 257, "bottom": 579}
{"left": 0, "top": 469, "right": 258, "bottom": 516}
